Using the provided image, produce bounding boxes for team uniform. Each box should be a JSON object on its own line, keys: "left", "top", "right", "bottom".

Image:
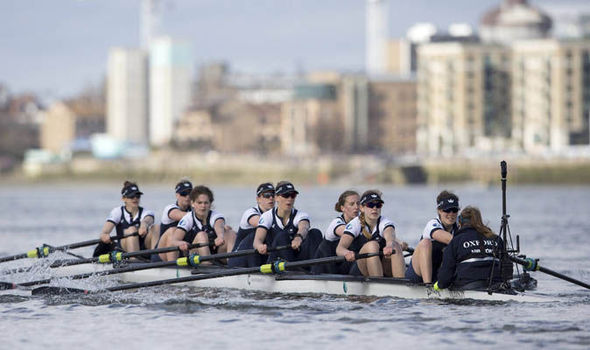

{"left": 236, "top": 206, "right": 263, "bottom": 248}
{"left": 148, "top": 203, "right": 191, "bottom": 262}
{"left": 342, "top": 215, "right": 395, "bottom": 251}
{"left": 160, "top": 203, "right": 190, "bottom": 236}
{"left": 311, "top": 215, "right": 354, "bottom": 274}
{"left": 405, "top": 218, "right": 459, "bottom": 283}
{"left": 228, "top": 206, "right": 265, "bottom": 267}
{"left": 106, "top": 205, "right": 155, "bottom": 250}
{"left": 436, "top": 227, "right": 504, "bottom": 290}
{"left": 258, "top": 207, "right": 322, "bottom": 263}
{"left": 177, "top": 210, "right": 225, "bottom": 254}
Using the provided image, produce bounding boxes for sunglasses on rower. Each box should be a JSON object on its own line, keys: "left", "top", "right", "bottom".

{"left": 365, "top": 202, "right": 383, "bottom": 209}
{"left": 442, "top": 207, "right": 459, "bottom": 213}
{"left": 279, "top": 193, "right": 297, "bottom": 199}
{"left": 260, "top": 192, "right": 275, "bottom": 199}
{"left": 125, "top": 194, "right": 141, "bottom": 199}
{"left": 178, "top": 190, "right": 191, "bottom": 197}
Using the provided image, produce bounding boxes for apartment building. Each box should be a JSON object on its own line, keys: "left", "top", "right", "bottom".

{"left": 512, "top": 39, "right": 590, "bottom": 153}
{"left": 417, "top": 42, "right": 511, "bottom": 156}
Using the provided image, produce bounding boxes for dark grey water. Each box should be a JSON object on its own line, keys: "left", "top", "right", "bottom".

{"left": 0, "top": 183, "right": 589, "bottom": 349}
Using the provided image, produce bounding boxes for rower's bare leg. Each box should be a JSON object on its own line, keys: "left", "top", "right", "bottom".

{"left": 412, "top": 239, "right": 433, "bottom": 283}
{"left": 357, "top": 241, "right": 383, "bottom": 277}
{"left": 224, "top": 229, "right": 236, "bottom": 253}
{"left": 121, "top": 236, "right": 140, "bottom": 254}
{"left": 389, "top": 241, "right": 406, "bottom": 278}
{"left": 213, "top": 230, "right": 237, "bottom": 264}
{"left": 159, "top": 228, "right": 177, "bottom": 261}
{"left": 149, "top": 224, "right": 160, "bottom": 249}
{"left": 143, "top": 225, "right": 159, "bottom": 250}
{"left": 194, "top": 232, "right": 212, "bottom": 265}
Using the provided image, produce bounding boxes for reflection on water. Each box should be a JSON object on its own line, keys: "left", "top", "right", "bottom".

{"left": 0, "top": 183, "right": 589, "bottom": 348}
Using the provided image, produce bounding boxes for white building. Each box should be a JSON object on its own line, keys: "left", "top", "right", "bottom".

{"left": 366, "top": 0, "right": 389, "bottom": 76}
{"left": 149, "top": 36, "right": 193, "bottom": 147}
{"left": 106, "top": 48, "right": 149, "bottom": 145}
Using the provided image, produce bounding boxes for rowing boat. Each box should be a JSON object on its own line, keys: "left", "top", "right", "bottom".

{"left": 2, "top": 161, "right": 582, "bottom": 303}
{"left": 52, "top": 262, "right": 551, "bottom": 302}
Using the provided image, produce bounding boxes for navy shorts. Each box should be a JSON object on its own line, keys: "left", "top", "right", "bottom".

{"left": 150, "top": 253, "right": 163, "bottom": 262}
{"left": 405, "top": 259, "right": 424, "bottom": 283}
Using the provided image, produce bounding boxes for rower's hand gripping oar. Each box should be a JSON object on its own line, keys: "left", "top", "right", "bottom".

{"left": 510, "top": 255, "right": 590, "bottom": 290}
{"left": 0, "top": 232, "right": 139, "bottom": 263}
{"left": 404, "top": 247, "right": 415, "bottom": 258}
{"left": 32, "top": 252, "right": 379, "bottom": 296}
{"left": 25, "top": 245, "right": 290, "bottom": 293}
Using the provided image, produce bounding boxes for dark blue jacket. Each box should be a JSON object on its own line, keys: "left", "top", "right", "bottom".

{"left": 437, "top": 227, "right": 504, "bottom": 289}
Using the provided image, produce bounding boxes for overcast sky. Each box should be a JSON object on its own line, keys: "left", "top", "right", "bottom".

{"left": 0, "top": 0, "right": 582, "bottom": 100}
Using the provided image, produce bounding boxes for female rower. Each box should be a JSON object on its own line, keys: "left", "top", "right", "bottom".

{"left": 336, "top": 190, "right": 406, "bottom": 278}
{"left": 97, "top": 181, "right": 157, "bottom": 256}
{"left": 434, "top": 206, "right": 504, "bottom": 291}
{"left": 253, "top": 181, "right": 322, "bottom": 264}
{"left": 151, "top": 179, "right": 193, "bottom": 262}
{"left": 405, "top": 190, "right": 459, "bottom": 284}
{"left": 311, "top": 190, "right": 360, "bottom": 274}
{"left": 163, "top": 185, "right": 236, "bottom": 262}
{"left": 228, "top": 182, "right": 276, "bottom": 267}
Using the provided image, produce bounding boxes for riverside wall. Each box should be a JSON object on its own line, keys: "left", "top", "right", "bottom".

{"left": 3, "top": 151, "right": 590, "bottom": 185}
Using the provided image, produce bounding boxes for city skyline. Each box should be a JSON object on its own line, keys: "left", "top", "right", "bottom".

{"left": 0, "top": 0, "right": 549, "bottom": 100}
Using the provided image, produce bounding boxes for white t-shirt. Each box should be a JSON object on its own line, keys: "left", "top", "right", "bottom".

{"left": 343, "top": 216, "right": 395, "bottom": 240}
{"left": 421, "top": 218, "right": 459, "bottom": 240}
{"left": 106, "top": 206, "right": 154, "bottom": 225}
{"left": 324, "top": 215, "right": 347, "bottom": 242}
{"left": 160, "top": 203, "right": 184, "bottom": 226}
{"left": 178, "top": 210, "right": 225, "bottom": 232}
{"left": 258, "top": 208, "right": 310, "bottom": 231}
{"left": 239, "top": 206, "right": 263, "bottom": 230}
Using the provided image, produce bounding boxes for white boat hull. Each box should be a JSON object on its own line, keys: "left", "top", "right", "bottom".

{"left": 55, "top": 263, "right": 552, "bottom": 302}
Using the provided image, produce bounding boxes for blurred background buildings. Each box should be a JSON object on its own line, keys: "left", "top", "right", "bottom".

{"left": 1, "top": 0, "right": 590, "bottom": 181}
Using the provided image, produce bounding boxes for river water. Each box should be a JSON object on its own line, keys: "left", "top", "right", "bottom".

{"left": 0, "top": 182, "right": 589, "bottom": 349}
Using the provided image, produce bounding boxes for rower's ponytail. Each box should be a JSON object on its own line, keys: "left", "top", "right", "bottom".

{"left": 359, "top": 212, "right": 372, "bottom": 240}
{"left": 459, "top": 206, "right": 496, "bottom": 239}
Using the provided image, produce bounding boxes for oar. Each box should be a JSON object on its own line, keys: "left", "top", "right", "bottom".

{"left": 0, "top": 242, "right": 269, "bottom": 290}
{"left": 510, "top": 255, "right": 590, "bottom": 290}
{"left": 15, "top": 245, "right": 289, "bottom": 291}
{"left": 43, "top": 244, "right": 86, "bottom": 260}
{"left": 32, "top": 252, "right": 379, "bottom": 296}
{"left": 0, "top": 232, "right": 139, "bottom": 263}
{"left": 404, "top": 247, "right": 415, "bottom": 258}
{"left": 48, "top": 242, "right": 213, "bottom": 268}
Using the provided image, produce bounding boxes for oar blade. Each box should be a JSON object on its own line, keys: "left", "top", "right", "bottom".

{"left": 32, "top": 286, "right": 88, "bottom": 296}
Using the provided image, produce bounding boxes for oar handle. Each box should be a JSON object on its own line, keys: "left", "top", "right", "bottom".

{"left": 510, "top": 255, "right": 590, "bottom": 290}
{"left": 178, "top": 245, "right": 291, "bottom": 267}
{"left": 50, "top": 242, "right": 212, "bottom": 268}
{"left": 97, "top": 242, "right": 212, "bottom": 263}
{"left": 278, "top": 252, "right": 380, "bottom": 271}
